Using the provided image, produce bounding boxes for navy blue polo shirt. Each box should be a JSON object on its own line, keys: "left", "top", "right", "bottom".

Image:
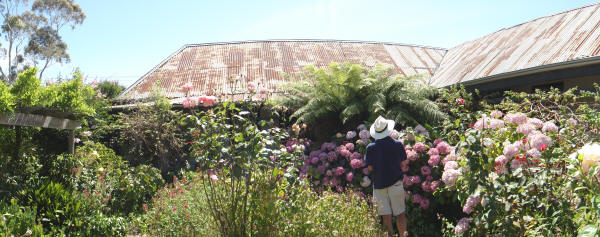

{"left": 365, "top": 136, "right": 407, "bottom": 189}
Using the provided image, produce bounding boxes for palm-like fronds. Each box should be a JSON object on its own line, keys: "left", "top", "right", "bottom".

{"left": 275, "top": 62, "right": 447, "bottom": 132}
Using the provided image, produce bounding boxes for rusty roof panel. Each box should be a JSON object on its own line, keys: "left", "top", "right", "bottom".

{"left": 431, "top": 3, "right": 600, "bottom": 87}
{"left": 119, "top": 40, "right": 445, "bottom": 101}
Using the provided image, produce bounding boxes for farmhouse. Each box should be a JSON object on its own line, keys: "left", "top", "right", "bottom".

{"left": 118, "top": 3, "right": 600, "bottom": 102}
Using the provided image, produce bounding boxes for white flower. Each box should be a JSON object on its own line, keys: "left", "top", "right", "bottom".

{"left": 24, "top": 230, "right": 32, "bottom": 236}
{"left": 482, "top": 138, "right": 494, "bottom": 147}
{"left": 360, "top": 176, "right": 371, "bottom": 187}
{"left": 570, "top": 143, "right": 600, "bottom": 172}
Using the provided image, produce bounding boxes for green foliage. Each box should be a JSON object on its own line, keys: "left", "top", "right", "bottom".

{"left": 0, "top": 199, "right": 44, "bottom": 237}
{"left": 115, "top": 95, "right": 186, "bottom": 177}
{"left": 10, "top": 68, "right": 41, "bottom": 109}
{"left": 0, "top": 80, "right": 15, "bottom": 112}
{"left": 41, "top": 72, "right": 95, "bottom": 116}
{"left": 24, "top": 181, "right": 86, "bottom": 233}
{"left": 111, "top": 165, "right": 164, "bottom": 215}
{"left": 140, "top": 170, "right": 384, "bottom": 236}
{"left": 59, "top": 143, "right": 164, "bottom": 216}
{"left": 96, "top": 80, "right": 124, "bottom": 100}
{"left": 276, "top": 62, "right": 445, "bottom": 138}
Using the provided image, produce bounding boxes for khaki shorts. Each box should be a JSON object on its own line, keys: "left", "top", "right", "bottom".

{"left": 373, "top": 180, "right": 406, "bottom": 216}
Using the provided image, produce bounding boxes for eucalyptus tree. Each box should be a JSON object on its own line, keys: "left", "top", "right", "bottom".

{"left": 0, "top": 0, "right": 85, "bottom": 82}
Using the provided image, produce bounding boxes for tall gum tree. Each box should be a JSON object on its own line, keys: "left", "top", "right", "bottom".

{"left": 0, "top": 0, "right": 85, "bottom": 82}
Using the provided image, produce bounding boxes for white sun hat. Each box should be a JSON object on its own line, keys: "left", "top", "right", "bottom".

{"left": 369, "top": 116, "right": 395, "bottom": 140}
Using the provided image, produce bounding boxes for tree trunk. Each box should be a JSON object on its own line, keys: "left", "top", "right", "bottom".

{"left": 39, "top": 60, "right": 50, "bottom": 81}
{"left": 14, "top": 126, "right": 22, "bottom": 158}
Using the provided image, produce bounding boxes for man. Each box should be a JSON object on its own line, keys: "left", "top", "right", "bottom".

{"left": 366, "top": 116, "right": 407, "bottom": 236}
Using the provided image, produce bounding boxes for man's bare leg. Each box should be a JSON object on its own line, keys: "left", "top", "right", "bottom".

{"left": 382, "top": 215, "right": 394, "bottom": 236}
{"left": 396, "top": 213, "right": 407, "bottom": 237}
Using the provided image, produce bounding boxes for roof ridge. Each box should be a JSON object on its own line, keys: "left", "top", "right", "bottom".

{"left": 182, "top": 39, "right": 448, "bottom": 51}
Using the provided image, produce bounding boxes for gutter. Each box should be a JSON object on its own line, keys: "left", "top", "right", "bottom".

{"left": 459, "top": 55, "right": 600, "bottom": 87}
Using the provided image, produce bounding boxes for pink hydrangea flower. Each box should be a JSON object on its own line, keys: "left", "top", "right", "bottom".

{"left": 421, "top": 181, "right": 432, "bottom": 192}
{"left": 362, "top": 167, "right": 370, "bottom": 175}
{"left": 346, "top": 131, "right": 357, "bottom": 140}
{"left": 420, "top": 198, "right": 430, "bottom": 209}
{"left": 526, "top": 148, "right": 542, "bottom": 159}
{"left": 454, "top": 218, "right": 471, "bottom": 235}
{"left": 527, "top": 118, "right": 544, "bottom": 128}
{"left": 490, "top": 110, "right": 503, "bottom": 118}
{"left": 495, "top": 155, "right": 508, "bottom": 165}
{"left": 350, "top": 159, "right": 365, "bottom": 169}
{"left": 428, "top": 155, "right": 440, "bottom": 166}
{"left": 359, "top": 130, "right": 370, "bottom": 139}
{"left": 528, "top": 132, "right": 552, "bottom": 151}
{"left": 421, "top": 166, "right": 432, "bottom": 176}
{"left": 334, "top": 167, "right": 345, "bottom": 176}
{"left": 567, "top": 118, "right": 578, "bottom": 126}
{"left": 516, "top": 123, "right": 537, "bottom": 135}
{"left": 412, "top": 194, "right": 423, "bottom": 204}
{"left": 345, "top": 143, "right": 355, "bottom": 151}
{"left": 504, "top": 112, "right": 528, "bottom": 124}
{"left": 403, "top": 175, "right": 412, "bottom": 186}
{"left": 311, "top": 157, "right": 320, "bottom": 165}
{"left": 409, "top": 175, "right": 421, "bottom": 185}
{"left": 82, "top": 131, "right": 92, "bottom": 137}
{"left": 510, "top": 159, "right": 522, "bottom": 169}
{"left": 407, "top": 150, "right": 419, "bottom": 161}
{"left": 442, "top": 154, "right": 457, "bottom": 166}
{"left": 326, "top": 170, "right": 333, "bottom": 176}
{"left": 351, "top": 152, "right": 362, "bottom": 160}
{"left": 427, "top": 148, "right": 440, "bottom": 156}
{"left": 345, "top": 172, "right": 354, "bottom": 182}
{"left": 444, "top": 161, "right": 459, "bottom": 171}
{"left": 413, "top": 142, "right": 427, "bottom": 152}
{"left": 542, "top": 121, "right": 558, "bottom": 133}
{"left": 339, "top": 149, "right": 352, "bottom": 158}
{"left": 489, "top": 119, "right": 505, "bottom": 129}
{"left": 463, "top": 195, "right": 481, "bottom": 214}
{"left": 503, "top": 143, "right": 520, "bottom": 158}
{"left": 436, "top": 141, "right": 451, "bottom": 154}
{"left": 430, "top": 180, "right": 441, "bottom": 191}
{"left": 327, "top": 151, "right": 338, "bottom": 162}
{"left": 433, "top": 138, "right": 443, "bottom": 146}
{"left": 442, "top": 169, "right": 461, "bottom": 187}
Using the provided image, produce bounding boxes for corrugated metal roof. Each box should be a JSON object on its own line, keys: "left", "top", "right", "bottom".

{"left": 430, "top": 3, "right": 600, "bottom": 87}
{"left": 118, "top": 39, "right": 446, "bottom": 101}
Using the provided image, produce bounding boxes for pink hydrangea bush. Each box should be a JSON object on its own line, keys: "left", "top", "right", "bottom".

{"left": 443, "top": 111, "right": 586, "bottom": 235}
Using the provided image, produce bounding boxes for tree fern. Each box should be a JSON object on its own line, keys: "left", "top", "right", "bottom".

{"left": 275, "top": 62, "right": 447, "bottom": 134}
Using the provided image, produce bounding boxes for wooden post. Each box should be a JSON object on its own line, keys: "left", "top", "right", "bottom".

{"left": 68, "top": 130, "right": 75, "bottom": 154}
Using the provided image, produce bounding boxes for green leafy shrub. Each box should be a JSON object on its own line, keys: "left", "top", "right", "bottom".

{"left": 96, "top": 80, "right": 124, "bottom": 100}
{"left": 140, "top": 170, "right": 384, "bottom": 236}
{"left": 59, "top": 143, "right": 164, "bottom": 215}
{"left": 0, "top": 80, "right": 14, "bottom": 113}
{"left": 0, "top": 199, "right": 44, "bottom": 237}
{"left": 111, "top": 165, "right": 164, "bottom": 215}
{"left": 24, "top": 181, "right": 86, "bottom": 233}
{"left": 115, "top": 97, "right": 186, "bottom": 177}
{"left": 10, "top": 68, "right": 41, "bottom": 109}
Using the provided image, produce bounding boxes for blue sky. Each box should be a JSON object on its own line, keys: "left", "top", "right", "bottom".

{"left": 44, "top": 0, "right": 598, "bottom": 87}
